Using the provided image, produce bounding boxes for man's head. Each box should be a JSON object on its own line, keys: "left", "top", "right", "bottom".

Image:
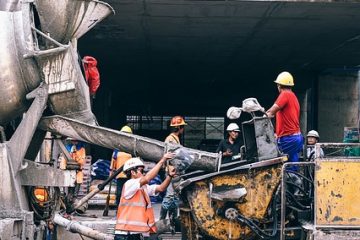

{"left": 274, "top": 72, "right": 294, "bottom": 92}
{"left": 307, "top": 130, "right": 319, "bottom": 145}
{"left": 226, "top": 123, "right": 240, "bottom": 140}
{"left": 123, "top": 157, "right": 145, "bottom": 179}
{"left": 170, "top": 116, "right": 187, "bottom": 134}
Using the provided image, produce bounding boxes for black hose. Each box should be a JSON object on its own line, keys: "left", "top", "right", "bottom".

{"left": 285, "top": 190, "right": 310, "bottom": 210}
{"left": 236, "top": 193, "right": 278, "bottom": 239}
{"left": 285, "top": 170, "right": 313, "bottom": 186}
{"left": 28, "top": 186, "right": 58, "bottom": 222}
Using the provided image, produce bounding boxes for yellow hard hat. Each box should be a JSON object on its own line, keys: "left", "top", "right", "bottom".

{"left": 170, "top": 116, "right": 187, "bottom": 127}
{"left": 274, "top": 71, "right": 294, "bottom": 86}
{"left": 120, "top": 125, "right": 132, "bottom": 134}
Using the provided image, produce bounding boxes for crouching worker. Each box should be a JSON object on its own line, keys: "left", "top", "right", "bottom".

{"left": 114, "top": 153, "right": 176, "bottom": 240}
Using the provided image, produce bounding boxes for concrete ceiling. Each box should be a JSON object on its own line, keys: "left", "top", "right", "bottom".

{"left": 78, "top": 0, "right": 360, "bottom": 118}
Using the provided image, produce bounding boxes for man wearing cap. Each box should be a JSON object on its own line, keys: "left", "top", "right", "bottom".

{"left": 217, "top": 123, "right": 242, "bottom": 164}
{"left": 114, "top": 153, "right": 175, "bottom": 240}
{"left": 266, "top": 71, "right": 304, "bottom": 170}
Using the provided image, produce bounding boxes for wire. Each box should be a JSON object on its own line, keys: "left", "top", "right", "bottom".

{"left": 236, "top": 192, "right": 278, "bottom": 239}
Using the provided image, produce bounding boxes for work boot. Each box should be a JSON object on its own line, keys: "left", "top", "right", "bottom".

{"left": 159, "top": 206, "right": 168, "bottom": 220}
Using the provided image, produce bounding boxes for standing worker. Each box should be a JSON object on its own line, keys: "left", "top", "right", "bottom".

{"left": 114, "top": 153, "right": 176, "bottom": 240}
{"left": 164, "top": 115, "right": 187, "bottom": 144}
{"left": 160, "top": 116, "right": 187, "bottom": 222}
{"left": 65, "top": 138, "right": 86, "bottom": 197}
{"left": 216, "top": 123, "right": 242, "bottom": 164}
{"left": 266, "top": 71, "right": 304, "bottom": 170}
{"left": 111, "top": 126, "right": 133, "bottom": 206}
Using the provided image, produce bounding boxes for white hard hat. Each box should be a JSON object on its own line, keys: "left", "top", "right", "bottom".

{"left": 227, "top": 107, "right": 242, "bottom": 120}
{"left": 226, "top": 123, "right": 240, "bottom": 132}
{"left": 123, "top": 158, "right": 144, "bottom": 172}
{"left": 307, "top": 130, "right": 319, "bottom": 139}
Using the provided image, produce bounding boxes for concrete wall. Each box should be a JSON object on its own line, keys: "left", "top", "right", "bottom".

{"left": 318, "top": 70, "right": 360, "bottom": 142}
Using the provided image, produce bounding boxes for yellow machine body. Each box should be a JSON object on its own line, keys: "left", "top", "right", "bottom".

{"left": 316, "top": 159, "right": 360, "bottom": 226}
{"left": 180, "top": 158, "right": 285, "bottom": 239}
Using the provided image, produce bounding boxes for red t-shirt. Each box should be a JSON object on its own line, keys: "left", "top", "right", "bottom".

{"left": 275, "top": 90, "right": 300, "bottom": 137}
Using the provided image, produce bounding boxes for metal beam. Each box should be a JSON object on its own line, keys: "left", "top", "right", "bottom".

{"left": 20, "top": 160, "right": 76, "bottom": 187}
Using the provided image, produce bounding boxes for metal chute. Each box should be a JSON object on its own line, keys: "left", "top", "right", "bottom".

{"left": 38, "top": 115, "right": 220, "bottom": 172}
{"left": 33, "top": 0, "right": 115, "bottom": 43}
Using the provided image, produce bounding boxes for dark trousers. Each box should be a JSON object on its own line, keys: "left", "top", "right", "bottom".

{"left": 116, "top": 178, "right": 127, "bottom": 206}
{"left": 114, "top": 234, "right": 144, "bottom": 240}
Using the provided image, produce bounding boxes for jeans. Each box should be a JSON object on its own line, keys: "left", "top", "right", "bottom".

{"left": 277, "top": 134, "right": 304, "bottom": 171}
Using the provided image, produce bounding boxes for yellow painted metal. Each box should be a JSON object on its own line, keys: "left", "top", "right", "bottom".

{"left": 316, "top": 160, "right": 360, "bottom": 226}
{"left": 183, "top": 163, "right": 282, "bottom": 240}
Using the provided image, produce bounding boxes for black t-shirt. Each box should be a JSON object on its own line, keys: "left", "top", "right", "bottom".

{"left": 216, "top": 138, "right": 242, "bottom": 164}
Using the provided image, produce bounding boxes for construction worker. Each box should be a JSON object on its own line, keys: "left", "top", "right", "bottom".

{"left": 114, "top": 153, "right": 176, "bottom": 240}
{"left": 160, "top": 116, "right": 187, "bottom": 223}
{"left": 306, "top": 130, "right": 324, "bottom": 160}
{"left": 216, "top": 123, "right": 242, "bottom": 164}
{"left": 266, "top": 72, "right": 304, "bottom": 170}
{"left": 164, "top": 115, "right": 187, "bottom": 144}
{"left": 65, "top": 138, "right": 86, "bottom": 197}
{"left": 111, "top": 125, "right": 133, "bottom": 205}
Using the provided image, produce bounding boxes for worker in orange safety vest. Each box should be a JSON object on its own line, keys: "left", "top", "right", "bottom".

{"left": 65, "top": 138, "right": 86, "bottom": 197}
{"left": 111, "top": 125, "right": 133, "bottom": 205}
{"left": 114, "top": 153, "right": 176, "bottom": 240}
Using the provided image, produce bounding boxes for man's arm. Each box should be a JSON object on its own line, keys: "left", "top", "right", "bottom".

{"left": 155, "top": 167, "right": 176, "bottom": 193}
{"left": 266, "top": 104, "right": 281, "bottom": 118}
{"left": 139, "top": 152, "right": 175, "bottom": 187}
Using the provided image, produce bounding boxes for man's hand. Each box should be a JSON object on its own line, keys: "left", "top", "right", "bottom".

{"left": 166, "top": 165, "right": 177, "bottom": 177}
{"left": 223, "top": 149, "right": 233, "bottom": 157}
{"left": 160, "top": 152, "right": 175, "bottom": 163}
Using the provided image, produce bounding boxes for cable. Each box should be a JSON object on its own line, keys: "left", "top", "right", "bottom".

{"left": 235, "top": 193, "right": 278, "bottom": 239}
{"left": 28, "top": 186, "right": 59, "bottom": 223}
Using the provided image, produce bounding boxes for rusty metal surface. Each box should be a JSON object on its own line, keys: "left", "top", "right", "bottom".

{"left": 315, "top": 159, "right": 360, "bottom": 226}
{"left": 182, "top": 162, "right": 282, "bottom": 239}
{"left": 311, "top": 230, "right": 360, "bottom": 240}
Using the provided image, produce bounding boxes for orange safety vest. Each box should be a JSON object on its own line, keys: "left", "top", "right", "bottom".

{"left": 115, "top": 188, "right": 157, "bottom": 233}
{"left": 111, "top": 151, "right": 131, "bottom": 179}
{"left": 70, "top": 147, "right": 86, "bottom": 184}
{"left": 165, "top": 133, "right": 180, "bottom": 144}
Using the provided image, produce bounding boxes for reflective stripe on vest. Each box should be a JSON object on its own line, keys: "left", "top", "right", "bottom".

{"left": 115, "top": 188, "right": 157, "bottom": 233}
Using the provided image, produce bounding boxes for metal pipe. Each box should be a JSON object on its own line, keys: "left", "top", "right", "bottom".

{"left": 53, "top": 213, "right": 113, "bottom": 240}
{"left": 23, "top": 46, "right": 68, "bottom": 59}
{"left": 73, "top": 166, "right": 124, "bottom": 211}
{"left": 30, "top": 26, "right": 67, "bottom": 47}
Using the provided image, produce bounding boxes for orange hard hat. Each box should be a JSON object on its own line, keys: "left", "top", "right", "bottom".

{"left": 170, "top": 116, "right": 187, "bottom": 127}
